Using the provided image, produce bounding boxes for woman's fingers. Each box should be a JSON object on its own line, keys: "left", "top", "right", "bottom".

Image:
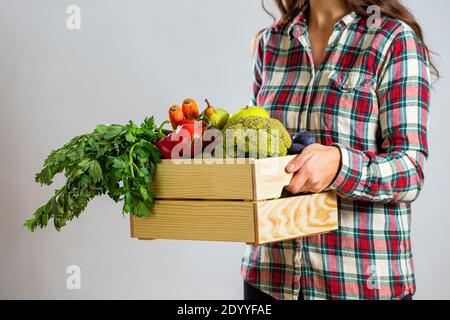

{"left": 286, "top": 150, "right": 313, "bottom": 173}
{"left": 287, "top": 165, "right": 309, "bottom": 194}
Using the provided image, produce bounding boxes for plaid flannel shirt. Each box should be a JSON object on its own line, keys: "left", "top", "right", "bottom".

{"left": 241, "top": 9, "right": 431, "bottom": 300}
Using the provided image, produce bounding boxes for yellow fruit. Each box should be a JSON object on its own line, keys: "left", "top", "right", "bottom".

{"left": 227, "top": 106, "right": 269, "bottom": 125}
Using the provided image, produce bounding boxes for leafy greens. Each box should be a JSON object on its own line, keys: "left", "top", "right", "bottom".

{"left": 25, "top": 117, "right": 162, "bottom": 231}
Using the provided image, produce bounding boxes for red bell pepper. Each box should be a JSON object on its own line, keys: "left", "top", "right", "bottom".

{"left": 154, "top": 121, "right": 175, "bottom": 159}
{"left": 176, "top": 119, "right": 205, "bottom": 140}
{"left": 155, "top": 135, "right": 175, "bottom": 159}
{"left": 155, "top": 120, "right": 207, "bottom": 159}
{"left": 174, "top": 120, "right": 206, "bottom": 158}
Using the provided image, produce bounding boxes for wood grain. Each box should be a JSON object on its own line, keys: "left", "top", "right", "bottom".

{"left": 256, "top": 191, "right": 338, "bottom": 244}
{"left": 130, "top": 192, "right": 338, "bottom": 244}
{"left": 131, "top": 157, "right": 339, "bottom": 244}
{"left": 151, "top": 159, "right": 254, "bottom": 200}
{"left": 131, "top": 200, "right": 256, "bottom": 243}
{"left": 152, "top": 156, "right": 298, "bottom": 201}
{"left": 253, "top": 155, "right": 296, "bottom": 201}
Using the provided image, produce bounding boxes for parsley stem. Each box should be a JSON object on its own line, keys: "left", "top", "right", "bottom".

{"left": 128, "top": 142, "right": 138, "bottom": 178}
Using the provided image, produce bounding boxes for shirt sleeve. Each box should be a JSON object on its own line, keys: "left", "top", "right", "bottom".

{"left": 330, "top": 28, "right": 431, "bottom": 203}
{"left": 250, "top": 31, "right": 265, "bottom": 106}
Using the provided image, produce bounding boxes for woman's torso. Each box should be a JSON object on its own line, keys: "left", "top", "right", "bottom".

{"left": 242, "top": 11, "right": 425, "bottom": 300}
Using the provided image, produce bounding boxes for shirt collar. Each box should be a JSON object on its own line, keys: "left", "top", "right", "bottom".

{"left": 288, "top": 7, "right": 360, "bottom": 40}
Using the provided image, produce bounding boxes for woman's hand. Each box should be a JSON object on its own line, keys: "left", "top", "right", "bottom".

{"left": 286, "top": 144, "right": 342, "bottom": 194}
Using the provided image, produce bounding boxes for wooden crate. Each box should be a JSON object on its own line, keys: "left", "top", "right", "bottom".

{"left": 130, "top": 156, "right": 338, "bottom": 244}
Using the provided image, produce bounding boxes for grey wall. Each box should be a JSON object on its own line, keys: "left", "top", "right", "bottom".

{"left": 0, "top": 0, "right": 448, "bottom": 300}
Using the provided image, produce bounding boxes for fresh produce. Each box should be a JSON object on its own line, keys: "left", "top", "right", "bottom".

{"left": 227, "top": 106, "right": 270, "bottom": 125}
{"left": 155, "top": 135, "right": 175, "bottom": 159}
{"left": 288, "top": 131, "right": 316, "bottom": 155}
{"left": 182, "top": 98, "right": 200, "bottom": 119}
{"left": 175, "top": 120, "right": 206, "bottom": 157}
{"left": 168, "top": 98, "right": 202, "bottom": 130}
{"left": 25, "top": 96, "right": 296, "bottom": 232}
{"left": 177, "top": 119, "right": 205, "bottom": 140}
{"left": 25, "top": 117, "right": 163, "bottom": 231}
{"left": 223, "top": 116, "right": 292, "bottom": 158}
{"left": 169, "top": 105, "right": 185, "bottom": 129}
{"left": 155, "top": 121, "right": 177, "bottom": 159}
{"left": 204, "top": 99, "right": 230, "bottom": 130}
{"left": 155, "top": 119, "right": 206, "bottom": 159}
{"left": 293, "top": 131, "right": 316, "bottom": 146}
{"left": 161, "top": 99, "right": 211, "bottom": 159}
{"left": 288, "top": 143, "right": 306, "bottom": 155}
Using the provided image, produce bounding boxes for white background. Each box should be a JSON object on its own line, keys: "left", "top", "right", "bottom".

{"left": 0, "top": 0, "right": 449, "bottom": 299}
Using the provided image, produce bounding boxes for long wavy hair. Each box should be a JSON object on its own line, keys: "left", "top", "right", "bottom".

{"left": 261, "top": 0, "right": 439, "bottom": 78}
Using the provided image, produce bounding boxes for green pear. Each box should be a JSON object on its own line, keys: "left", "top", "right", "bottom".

{"left": 204, "top": 99, "right": 230, "bottom": 130}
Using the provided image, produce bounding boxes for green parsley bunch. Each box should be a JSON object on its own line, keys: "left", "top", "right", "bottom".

{"left": 25, "top": 117, "right": 163, "bottom": 231}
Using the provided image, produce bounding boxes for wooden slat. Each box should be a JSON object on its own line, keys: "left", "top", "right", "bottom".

{"left": 151, "top": 159, "right": 254, "bottom": 200}
{"left": 131, "top": 200, "right": 256, "bottom": 243}
{"left": 256, "top": 191, "right": 338, "bottom": 244}
{"left": 253, "top": 155, "right": 296, "bottom": 201}
{"left": 131, "top": 157, "right": 340, "bottom": 244}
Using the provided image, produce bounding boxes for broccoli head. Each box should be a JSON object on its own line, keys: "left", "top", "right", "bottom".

{"left": 222, "top": 116, "right": 292, "bottom": 159}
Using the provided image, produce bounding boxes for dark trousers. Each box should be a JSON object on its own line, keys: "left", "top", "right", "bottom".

{"left": 243, "top": 281, "right": 413, "bottom": 300}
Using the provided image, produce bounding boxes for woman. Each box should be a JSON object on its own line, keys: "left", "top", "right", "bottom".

{"left": 242, "top": 0, "right": 436, "bottom": 300}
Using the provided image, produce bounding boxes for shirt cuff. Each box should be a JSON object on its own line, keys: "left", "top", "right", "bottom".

{"left": 329, "top": 143, "right": 364, "bottom": 197}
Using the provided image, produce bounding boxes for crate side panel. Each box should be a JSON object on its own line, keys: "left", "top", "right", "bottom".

{"left": 131, "top": 200, "right": 256, "bottom": 243}
{"left": 256, "top": 191, "right": 338, "bottom": 244}
{"left": 253, "top": 155, "right": 296, "bottom": 200}
{"left": 152, "top": 160, "right": 254, "bottom": 200}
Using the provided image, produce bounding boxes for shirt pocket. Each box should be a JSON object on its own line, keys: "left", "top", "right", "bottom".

{"left": 321, "top": 69, "right": 378, "bottom": 148}
{"left": 328, "top": 69, "right": 374, "bottom": 95}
